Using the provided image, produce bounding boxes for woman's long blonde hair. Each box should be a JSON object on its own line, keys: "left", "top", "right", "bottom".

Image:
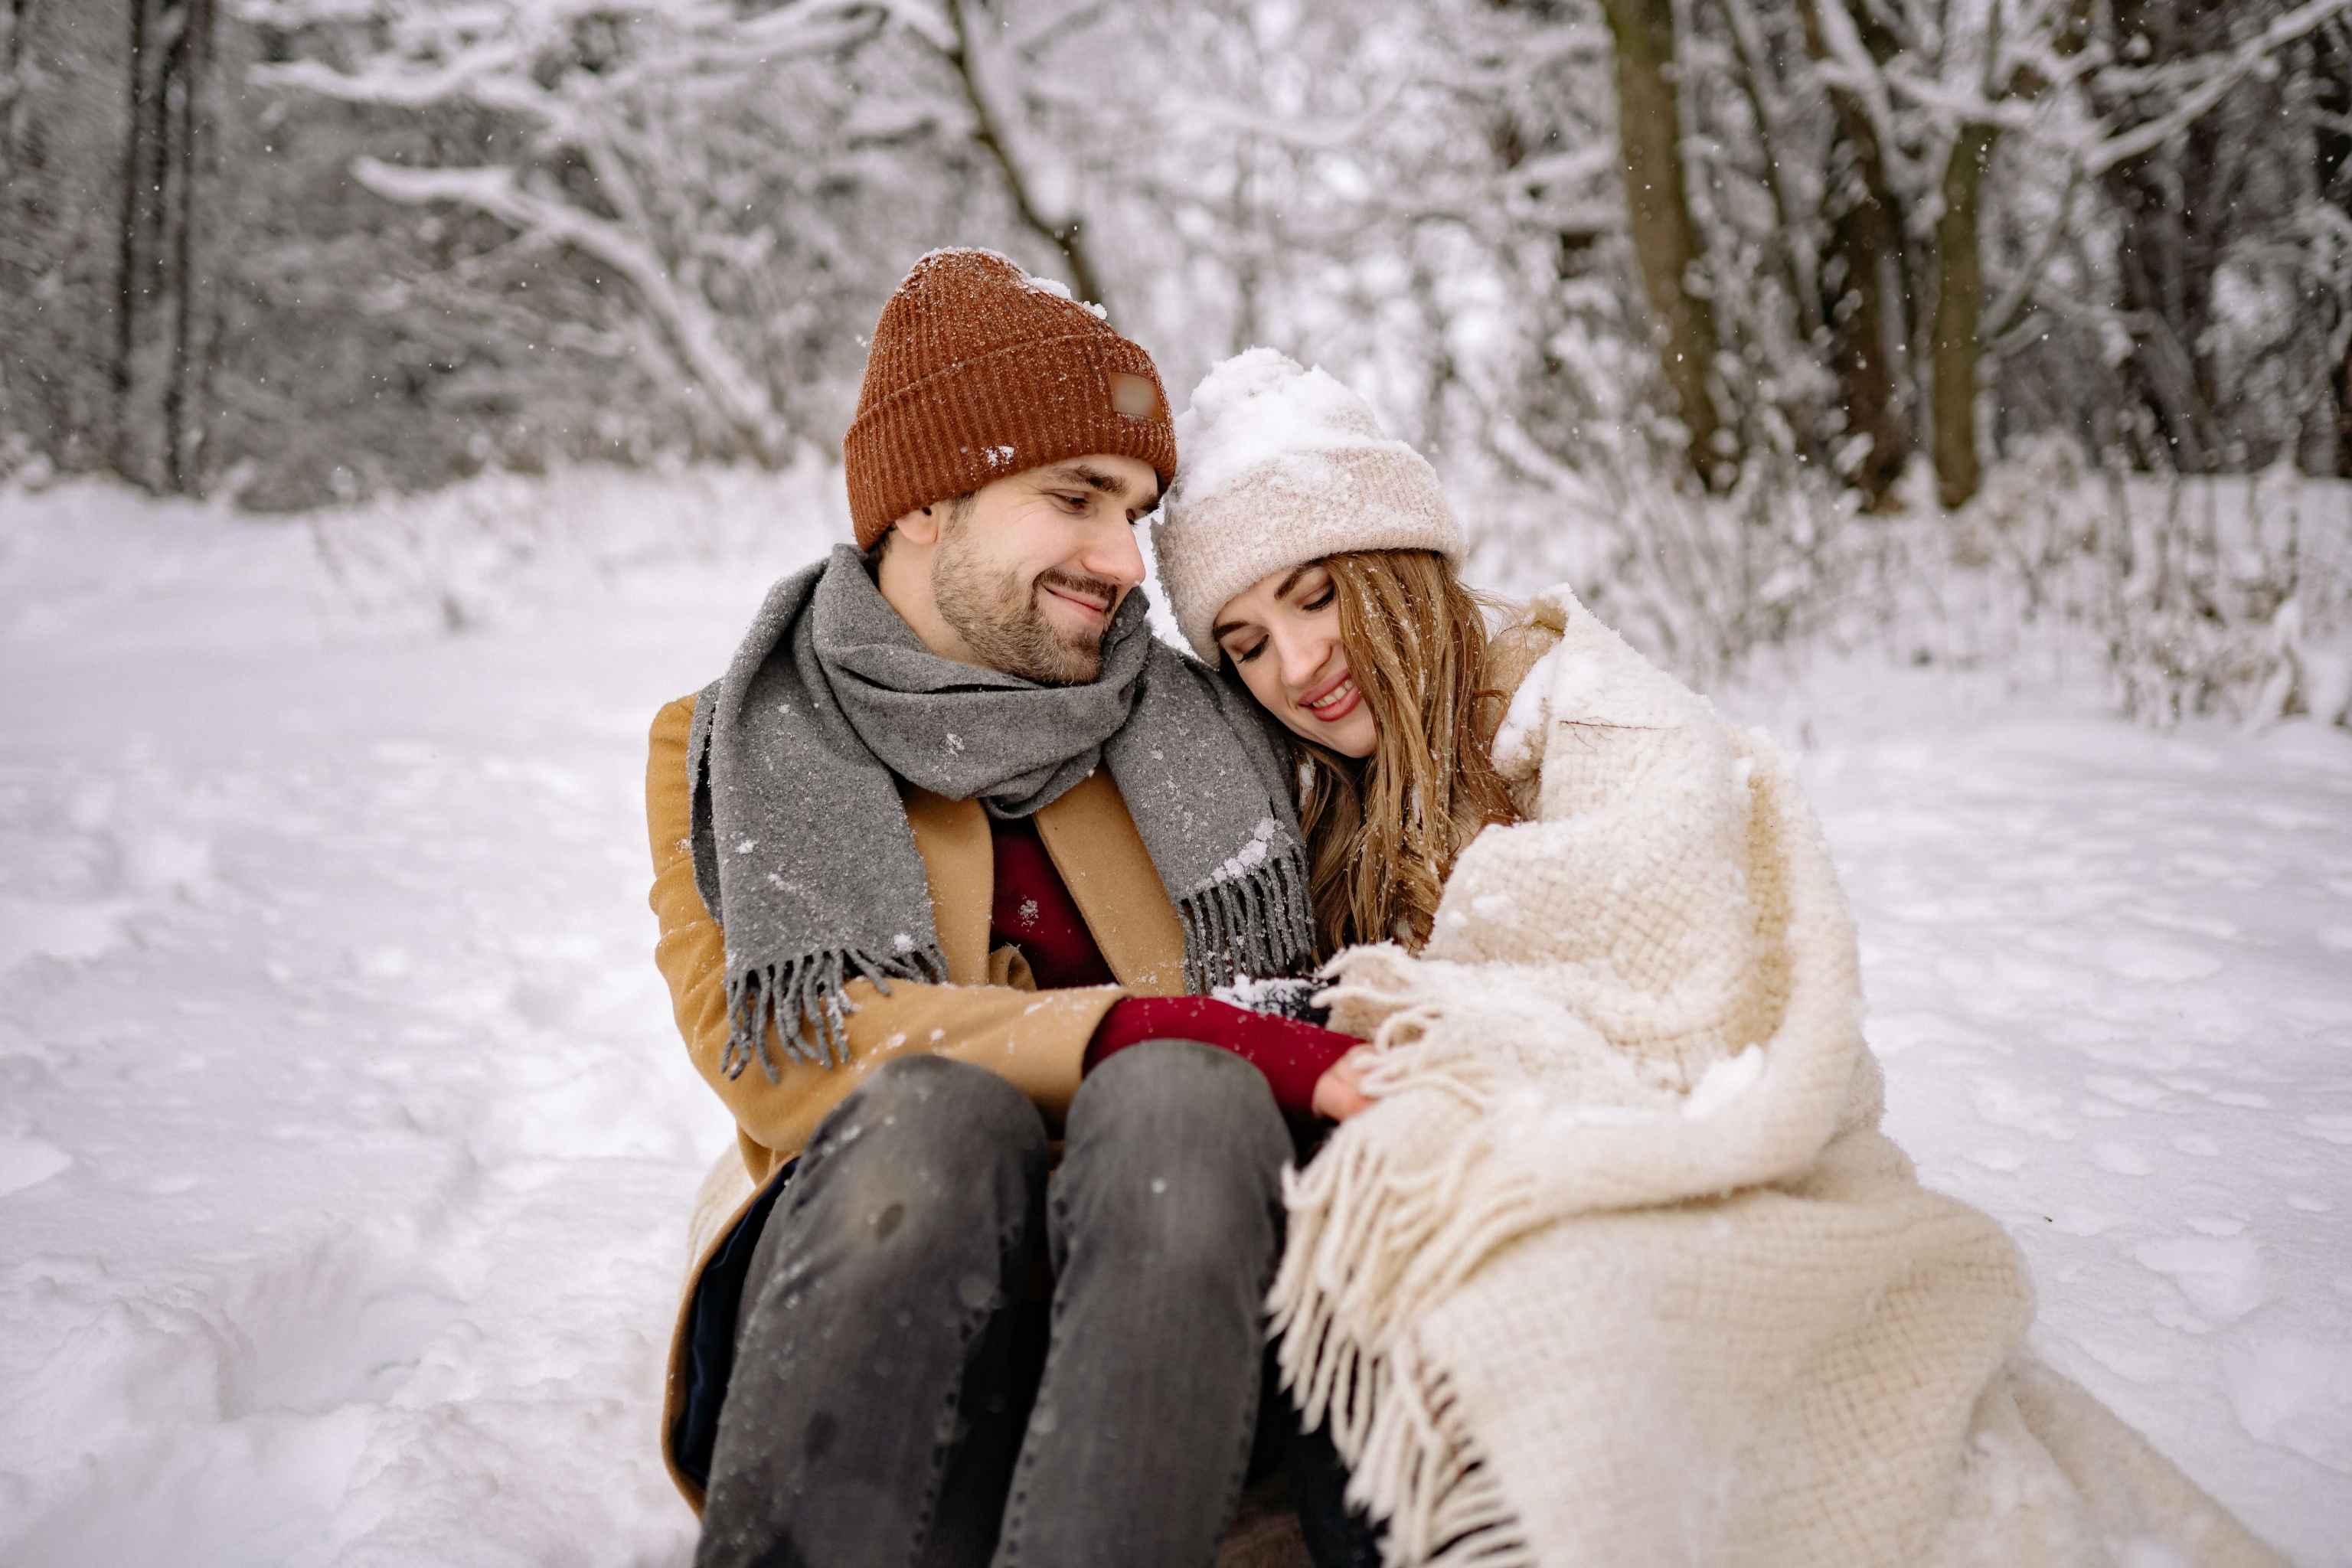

{"left": 1291, "top": 550, "right": 1521, "bottom": 957}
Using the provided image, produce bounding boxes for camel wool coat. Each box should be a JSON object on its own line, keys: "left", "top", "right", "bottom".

{"left": 642, "top": 691, "right": 1191, "bottom": 1510}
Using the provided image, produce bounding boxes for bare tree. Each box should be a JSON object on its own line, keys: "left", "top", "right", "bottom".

{"left": 935, "top": 0, "right": 1109, "bottom": 311}
{"left": 1599, "top": 0, "right": 1733, "bottom": 488}
{"left": 113, "top": 0, "right": 215, "bottom": 492}
{"left": 241, "top": 0, "right": 908, "bottom": 462}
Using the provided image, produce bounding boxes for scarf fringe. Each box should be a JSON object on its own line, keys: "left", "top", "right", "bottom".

{"left": 721, "top": 942, "right": 951, "bottom": 1080}
{"left": 1179, "top": 842, "right": 1318, "bottom": 994}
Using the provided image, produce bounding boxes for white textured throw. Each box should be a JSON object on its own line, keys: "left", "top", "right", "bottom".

{"left": 1269, "top": 586, "right": 2284, "bottom": 1568}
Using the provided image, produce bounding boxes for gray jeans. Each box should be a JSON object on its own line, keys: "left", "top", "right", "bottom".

{"left": 694, "top": 1040, "right": 1293, "bottom": 1568}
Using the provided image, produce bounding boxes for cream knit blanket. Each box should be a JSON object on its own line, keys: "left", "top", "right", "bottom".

{"left": 1269, "top": 586, "right": 2283, "bottom": 1568}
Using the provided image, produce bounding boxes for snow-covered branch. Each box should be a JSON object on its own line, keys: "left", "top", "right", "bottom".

{"left": 250, "top": 43, "right": 567, "bottom": 135}
{"left": 1808, "top": 0, "right": 1926, "bottom": 194}
{"left": 941, "top": 0, "right": 1106, "bottom": 307}
{"left": 351, "top": 157, "right": 782, "bottom": 456}
{"left": 2080, "top": 0, "right": 2352, "bottom": 175}
{"left": 1154, "top": 80, "right": 1410, "bottom": 155}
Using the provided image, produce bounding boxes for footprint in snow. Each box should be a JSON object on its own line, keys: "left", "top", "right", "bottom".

{"left": 2185, "top": 1216, "right": 2248, "bottom": 1236}
{"left": 0, "top": 1133, "right": 74, "bottom": 1197}
{"left": 2092, "top": 934, "right": 2223, "bottom": 983}
{"left": 2048, "top": 1206, "right": 2123, "bottom": 1236}
{"left": 1970, "top": 1077, "right": 2075, "bottom": 1141}
{"left": 2083, "top": 1073, "right": 2168, "bottom": 1109}
{"left": 2300, "top": 1115, "right": 2352, "bottom": 1147}
{"left": 2132, "top": 1235, "right": 2269, "bottom": 1324}
{"left": 2220, "top": 1332, "right": 2352, "bottom": 1473}
{"left": 2094, "top": 1142, "right": 2153, "bottom": 1176}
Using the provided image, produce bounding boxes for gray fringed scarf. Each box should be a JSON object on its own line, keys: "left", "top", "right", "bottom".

{"left": 688, "top": 544, "right": 1315, "bottom": 1079}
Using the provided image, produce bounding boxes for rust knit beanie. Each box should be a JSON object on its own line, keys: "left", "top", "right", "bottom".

{"left": 841, "top": 248, "right": 1178, "bottom": 550}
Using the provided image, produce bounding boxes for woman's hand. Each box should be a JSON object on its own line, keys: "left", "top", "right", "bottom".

{"left": 1312, "top": 1047, "right": 1379, "bottom": 1122}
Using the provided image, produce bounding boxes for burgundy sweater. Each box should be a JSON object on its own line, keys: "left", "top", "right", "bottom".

{"left": 987, "top": 815, "right": 1357, "bottom": 1116}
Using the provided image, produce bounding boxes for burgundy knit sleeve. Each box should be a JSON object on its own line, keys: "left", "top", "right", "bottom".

{"left": 1086, "top": 995, "right": 1361, "bottom": 1116}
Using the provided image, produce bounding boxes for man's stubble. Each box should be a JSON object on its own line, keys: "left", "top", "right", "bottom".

{"left": 930, "top": 508, "right": 1119, "bottom": 686}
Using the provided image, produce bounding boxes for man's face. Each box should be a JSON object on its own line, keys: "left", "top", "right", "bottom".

{"left": 928, "top": 454, "right": 1159, "bottom": 684}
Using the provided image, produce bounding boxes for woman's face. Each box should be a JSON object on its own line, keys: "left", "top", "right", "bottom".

{"left": 1211, "top": 561, "right": 1377, "bottom": 758}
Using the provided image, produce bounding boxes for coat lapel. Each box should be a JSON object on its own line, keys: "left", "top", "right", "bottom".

{"left": 897, "top": 783, "right": 992, "bottom": 984}
{"left": 1034, "top": 771, "right": 1186, "bottom": 996}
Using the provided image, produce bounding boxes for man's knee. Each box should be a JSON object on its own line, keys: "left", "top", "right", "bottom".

{"left": 1064, "top": 1040, "right": 1289, "bottom": 1269}
{"left": 810, "top": 1054, "right": 1044, "bottom": 1173}
{"left": 1073, "top": 1038, "right": 1287, "bottom": 1164}
{"left": 789, "top": 1056, "right": 1047, "bottom": 1262}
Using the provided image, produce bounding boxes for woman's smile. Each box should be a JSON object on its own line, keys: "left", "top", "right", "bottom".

{"left": 1298, "top": 671, "right": 1361, "bottom": 724}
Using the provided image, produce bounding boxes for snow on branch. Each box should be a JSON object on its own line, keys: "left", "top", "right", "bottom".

{"left": 351, "top": 156, "right": 782, "bottom": 455}
{"left": 2079, "top": 0, "right": 2352, "bottom": 175}
{"left": 858, "top": 0, "right": 956, "bottom": 54}
{"left": 1808, "top": 0, "right": 1926, "bottom": 194}
{"left": 1155, "top": 80, "right": 1413, "bottom": 155}
{"left": 250, "top": 43, "right": 568, "bottom": 134}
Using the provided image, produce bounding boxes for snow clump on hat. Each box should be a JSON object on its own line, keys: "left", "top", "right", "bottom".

{"left": 1154, "top": 348, "right": 1464, "bottom": 663}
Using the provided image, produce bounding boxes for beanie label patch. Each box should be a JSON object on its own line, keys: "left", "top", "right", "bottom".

{"left": 1109, "top": 372, "right": 1162, "bottom": 421}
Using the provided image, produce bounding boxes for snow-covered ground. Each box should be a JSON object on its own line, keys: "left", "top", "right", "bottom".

{"left": 2, "top": 476, "right": 2346, "bottom": 1565}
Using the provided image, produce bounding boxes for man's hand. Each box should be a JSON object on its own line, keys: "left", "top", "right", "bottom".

{"left": 1311, "top": 1047, "right": 1378, "bottom": 1122}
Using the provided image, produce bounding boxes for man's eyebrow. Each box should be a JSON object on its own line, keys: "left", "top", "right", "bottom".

{"left": 1037, "top": 462, "right": 1159, "bottom": 508}
{"left": 1211, "top": 567, "right": 1315, "bottom": 644}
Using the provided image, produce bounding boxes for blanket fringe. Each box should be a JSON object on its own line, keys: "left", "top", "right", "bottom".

{"left": 1272, "top": 946, "right": 1624, "bottom": 1566}
{"left": 1270, "top": 1077, "right": 1550, "bottom": 1566}
{"left": 721, "top": 941, "right": 950, "bottom": 1079}
{"left": 1284, "top": 1278, "right": 1537, "bottom": 1566}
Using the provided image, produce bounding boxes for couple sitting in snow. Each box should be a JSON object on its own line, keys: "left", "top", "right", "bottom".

{"left": 644, "top": 250, "right": 2278, "bottom": 1568}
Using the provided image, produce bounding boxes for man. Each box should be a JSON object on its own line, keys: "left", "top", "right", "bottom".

{"left": 643, "top": 249, "right": 1365, "bottom": 1566}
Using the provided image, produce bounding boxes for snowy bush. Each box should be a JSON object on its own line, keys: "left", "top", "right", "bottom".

{"left": 1465, "top": 432, "right": 2351, "bottom": 732}
{"left": 1952, "top": 446, "right": 2350, "bottom": 728}
{"left": 1468, "top": 442, "right": 1865, "bottom": 688}
{"left": 2088, "top": 470, "right": 2351, "bottom": 730}
{"left": 302, "top": 458, "right": 844, "bottom": 635}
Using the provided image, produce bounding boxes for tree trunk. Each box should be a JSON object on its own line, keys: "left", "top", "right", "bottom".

{"left": 2, "top": 0, "right": 31, "bottom": 131}
{"left": 1822, "top": 124, "right": 1909, "bottom": 506}
{"left": 2096, "top": 0, "right": 2236, "bottom": 475}
{"left": 1930, "top": 122, "right": 1995, "bottom": 509}
{"left": 1599, "top": 0, "right": 1731, "bottom": 488}
{"left": 1800, "top": 0, "right": 1910, "bottom": 508}
{"left": 946, "top": 0, "right": 1109, "bottom": 317}
{"left": 2303, "top": 21, "right": 2350, "bottom": 477}
{"left": 114, "top": 0, "right": 158, "bottom": 484}
{"left": 113, "top": 0, "right": 209, "bottom": 493}
{"left": 161, "top": 0, "right": 210, "bottom": 491}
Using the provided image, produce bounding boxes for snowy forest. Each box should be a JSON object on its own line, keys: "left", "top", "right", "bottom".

{"left": 4, "top": 0, "right": 2351, "bottom": 710}
{"left": 3, "top": 3, "right": 2350, "bottom": 1566}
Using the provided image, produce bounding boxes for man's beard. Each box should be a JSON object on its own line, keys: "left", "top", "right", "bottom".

{"left": 932, "top": 528, "right": 1119, "bottom": 686}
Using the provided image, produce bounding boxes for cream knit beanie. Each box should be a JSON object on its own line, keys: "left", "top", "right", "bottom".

{"left": 1154, "top": 348, "right": 1465, "bottom": 663}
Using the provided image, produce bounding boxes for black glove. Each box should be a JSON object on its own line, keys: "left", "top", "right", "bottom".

{"left": 1210, "top": 975, "right": 1331, "bottom": 1028}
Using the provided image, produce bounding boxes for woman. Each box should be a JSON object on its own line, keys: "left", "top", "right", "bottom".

{"left": 1155, "top": 349, "right": 1557, "bottom": 1124}
{"left": 1154, "top": 352, "right": 2281, "bottom": 1568}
